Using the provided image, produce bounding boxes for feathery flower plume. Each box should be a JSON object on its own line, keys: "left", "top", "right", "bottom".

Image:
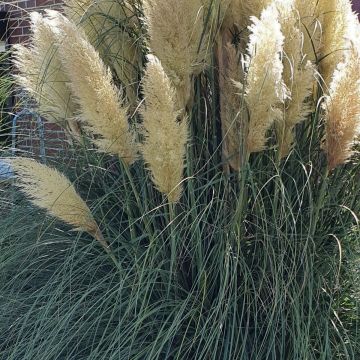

{"left": 274, "top": 0, "right": 316, "bottom": 157}
{"left": 318, "top": 0, "right": 357, "bottom": 86}
{"left": 244, "top": 4, "right": 287, "bottom": 153}
{"left": 7, "top": 157, "right": 110, "bottom": 253}
{"left": 323, "top": 47, "right": 360, "bottom": 170}
{"left": 64, "top": 0, "right": 141, "bottom": 105}
{"left": 46, "top": 11, "right": 137, "bottom": 165}
{"left": 216, "top": 0, "right": 271, "bottom": 169}
{"left": 13, "top": 12, "right": 79, "bottom": 136}
{"left": 276, "top": 0, "right": 303, "bottom": 81}
{"left": 223, "top": 0, "right": 272, "bottom": 30}
{"left": 143, "top": 0, "right": 208, "bottom": 109}
{"left": 141, "top": 55, "right": 188, "bottom": 203}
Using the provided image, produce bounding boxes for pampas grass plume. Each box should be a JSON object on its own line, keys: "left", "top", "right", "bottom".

{"left": 275, "top": 0, "right": 315, "bottom": 157}
{"left": 141, "top": 55, "right": 188, "bottom": 203}
{"left": 323, "top": 47, "right": 360, "bottom": 170}
{"left": 244, "top": 4, "right": 287, "bottom": 153}
{"left": 318, "top": 0, "right": 356, "bottom": 86}
{"left": 279, "top": 61, "right": 314, "bottom": 157}
{"left": 143, "top": 0, "right": 207, "bottom": 108}
{"left": 223, "top": 0, "right": 272, "bottom": 29}
{"left": 64, "top": 0, "right": 141, "bottom": 105}
{"left": 13, "top": 12, "right": 78, "bottom": 134}
{"left": 7, "top": 157, "right": 110, "bottom": 252}
{"left": 46, "top": 11, "right": 137, "bottom": 165}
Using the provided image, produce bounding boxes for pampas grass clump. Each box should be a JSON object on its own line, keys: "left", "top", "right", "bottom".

{"left": 1, "top": 0, "right": 360, "bottom": 359}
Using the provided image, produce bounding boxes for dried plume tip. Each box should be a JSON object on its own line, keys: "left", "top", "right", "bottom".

{"left": 7, "top": 157, "right": 110, "bottom": 252}
{"left": 143, "top": 0, "right": 208, "bottom": 109}
{"left": 141, "top": 55, "right": 188, "bottom": 203}
{"left": 45, "top": 11, "right": 137, "bottom": 165}
{"left": 244, "top": 3, "right": 287, "bottom": 154}
{"left": 323, "top": 46, "right": 360, "bottom": 170}
{"left": 12, "top": 12, "right": 79, "bottom": 136}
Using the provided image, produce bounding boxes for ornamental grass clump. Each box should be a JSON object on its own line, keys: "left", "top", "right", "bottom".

{"left": 1, "top": 0, "right": 360, "bottom": 359}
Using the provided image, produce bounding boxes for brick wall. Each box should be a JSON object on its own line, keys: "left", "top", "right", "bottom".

{"left": 0, "top": 0, "right": 66, "bottom": 161}
{"left": 1, "top": 0, "right": 63, "bottom": 44}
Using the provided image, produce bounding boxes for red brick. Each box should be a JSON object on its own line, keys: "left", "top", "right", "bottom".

{"left": 17, "top": 19, "right": 29, "bottom": 28}
{"left": 17, "top": 1, "right": 29, "bottom": 9}
{"left": 26, "top": 0, "right": 37, "bottom": 9}
{"left": 10, "top": 27, "right": 22, "bottom": 36}
{"left": 45, "top": 122, "right": 63, "bottom": 131}
{"left": 22, "top": 26, "right": 31, "bottom": 35}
